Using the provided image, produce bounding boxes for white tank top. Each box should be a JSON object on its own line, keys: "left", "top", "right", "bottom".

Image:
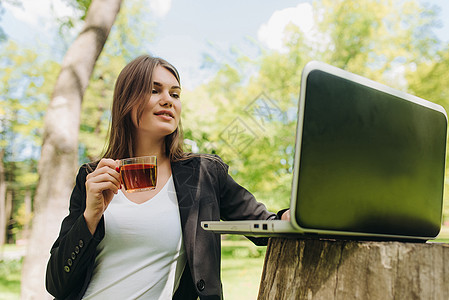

{"left": 83, "top": 176, "right": 186, "bottom": 300}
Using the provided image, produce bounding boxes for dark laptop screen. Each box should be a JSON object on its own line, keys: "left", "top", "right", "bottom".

{"left": 295, "top": 69, "right": 447, "bottom": 237}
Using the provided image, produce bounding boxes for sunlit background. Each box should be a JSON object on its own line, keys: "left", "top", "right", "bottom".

{"left": 3, "top": 0, "right": 448, "bottom": 89}
{"left": 1, "top": 0, "right": 449, "bottom": 299}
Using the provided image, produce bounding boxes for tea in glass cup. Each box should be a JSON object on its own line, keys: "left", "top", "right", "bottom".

{"left": 119, "top": 156, "right": 157, "bottom": 193}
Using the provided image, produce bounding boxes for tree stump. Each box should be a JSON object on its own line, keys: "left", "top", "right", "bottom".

{"left": 258, "top": 237, "right": 449, "bottom": 300}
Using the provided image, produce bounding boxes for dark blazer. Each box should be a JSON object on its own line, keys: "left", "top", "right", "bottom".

{"left": 46, "top": 155, "right": 276, "bottom": 299}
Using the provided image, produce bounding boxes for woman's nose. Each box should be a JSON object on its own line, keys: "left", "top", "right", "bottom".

{"left": 159, "top": 91, "right": 173, "bottom": 107}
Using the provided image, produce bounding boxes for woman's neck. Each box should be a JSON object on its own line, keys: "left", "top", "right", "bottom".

{"left": 134, "top": 135, "right": 167, "bottom": 159}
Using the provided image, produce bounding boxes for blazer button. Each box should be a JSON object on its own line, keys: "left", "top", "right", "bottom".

{"left": 64, "top": 266, "right": 70, "bottom": 273}
{"left": 79, "top": 239, "right": 84, "bottom": 248}
{"left": 67, "top": 258, "right": 73, "bottom": 266}
{"left": 196, "top": 279, "right": 205, "bottom": 291}
{"left": 75, "top": 245, "right": 80, "bottom": 254}
{"left": 71, "top": 252, "right": 76, "bottom": 260}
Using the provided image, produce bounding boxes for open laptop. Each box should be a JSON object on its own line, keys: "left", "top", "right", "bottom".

{"left": 201, "top": 61, "right": 448, "bottom": 241}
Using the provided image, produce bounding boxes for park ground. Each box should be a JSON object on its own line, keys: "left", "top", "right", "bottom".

{"left": 1, "top": 227, "right": 449, "bottom": 300}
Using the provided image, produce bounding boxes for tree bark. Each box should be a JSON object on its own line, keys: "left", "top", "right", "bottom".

{"left": 20, "top": 0, "right": 122, "bottom": 299}
{"left": 0, "top": 149, "right": 6, "bottom": 249}
{"left": 258, "top": 238, "right": 449, "bottom": 300}
{"left": 5, "top": 190, "right": 12, "bottom": 244}
{"left": 22, "top": 188, "right": 32, "bottom": 240}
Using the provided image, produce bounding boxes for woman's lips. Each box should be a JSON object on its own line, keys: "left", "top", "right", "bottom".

{"left": 154, "top": 110, "right": 174, "bottom": 120}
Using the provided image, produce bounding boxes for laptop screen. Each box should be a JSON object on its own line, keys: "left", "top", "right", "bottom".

{"left": 295, "top": 69, "right": 447, "bottom": 237}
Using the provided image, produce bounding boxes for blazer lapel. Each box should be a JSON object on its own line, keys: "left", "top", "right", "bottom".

{"left": 171, "top": 159, "right": 201, "bottom": 261}
{"left": 171, "top": 159, "right": 200, "bottom": 209}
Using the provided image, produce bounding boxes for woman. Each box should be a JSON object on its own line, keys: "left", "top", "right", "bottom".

{"left": 46, "top": 55, "right": 288, "bottom": 300}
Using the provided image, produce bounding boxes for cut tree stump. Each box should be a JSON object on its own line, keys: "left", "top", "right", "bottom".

{"left": 258, "top": 237, "right": 449, "bottom": 300}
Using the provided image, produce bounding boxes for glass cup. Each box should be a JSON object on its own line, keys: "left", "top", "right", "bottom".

{"left": 119, "top": 156, "right": 157, "bottom": 193}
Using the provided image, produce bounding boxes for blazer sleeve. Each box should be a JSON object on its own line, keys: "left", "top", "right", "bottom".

{"left": 213, "top": 157, "right": 276, "bottom": 222}
{"left": 46, "top": 165, "right": 105, "bottom": 299}
{"left": 211, "top": 157, "right": 277, "bottom": 246}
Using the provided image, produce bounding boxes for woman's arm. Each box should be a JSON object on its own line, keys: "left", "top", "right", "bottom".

{"left": 212, "top": 157, "right": 275, "bottom": 221}
{"left": 212, "top": 156, "right": 291, "bottom": 245}
{"left": 219, "top": 172, "right": 276, "bottom": 221}
{"left": 45, "top": 165, "right": 105, "bottom": 299}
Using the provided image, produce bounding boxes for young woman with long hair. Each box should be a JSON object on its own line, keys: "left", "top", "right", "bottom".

{"left": 46, "top": 55, "right": 288, "bottom": 300}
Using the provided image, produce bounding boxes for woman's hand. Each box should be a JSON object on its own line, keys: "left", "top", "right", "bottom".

{"left": 281, "top": 209, "right": 290, "bottom": 221}
{"left": 84, "top": 158, "right": 121, "bottom": 235}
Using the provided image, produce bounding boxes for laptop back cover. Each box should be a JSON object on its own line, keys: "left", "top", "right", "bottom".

{"left": 291, "top": 62, "right": 447, "bottom": 239}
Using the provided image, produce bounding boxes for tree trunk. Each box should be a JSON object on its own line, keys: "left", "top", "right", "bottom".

{"left": 5, "top": 190, "right": 13, "bottom": 244}
{"left": 20, "top": 0, "right": 122, "bottom": 299}
{"left": 0, "top": 149, "right": 6, "bottom": 249}
{"left": 22, "top": 188, "right": 32, "bottom": 240}
{"left": 258, "top": 238, "right": 449, "bottom": 300}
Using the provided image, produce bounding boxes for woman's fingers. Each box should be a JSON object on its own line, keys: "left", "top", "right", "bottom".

{"left": 87, "top": 180, "right": 120, "bottom": 196}
{"left": 86, "top": 159, "right": 120, "bottom": 190}
{"left": 89, "top": 164, "right": 120, "bottom": 180}
{"left": 97, "top": 158, "right": 118, "bottom": 170}
{"left": 84, "top": 159, "right": 121, "bottom": 235}
{"left": 281, "top": 209, "right": 291, "bottom": 221}
{"left": 86, "top": 170, "right": 120, "bottom": 189}
{"left": 85, "top": 158, "right": 121, "bottom": 215}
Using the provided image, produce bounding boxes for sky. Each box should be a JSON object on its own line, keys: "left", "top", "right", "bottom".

{"left": 1, "top": 0, "right": 449, "bottom": 90}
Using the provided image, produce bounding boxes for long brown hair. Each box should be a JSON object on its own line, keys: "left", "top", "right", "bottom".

{"left": 102, "top": 55, "right": 186, "bottom": 161}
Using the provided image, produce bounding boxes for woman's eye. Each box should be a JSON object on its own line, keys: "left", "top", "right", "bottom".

{"left": 152, "top": 89, "right": 158, "bottom": 94}
{"left": 171, "top": 93, "right": 180, "bottom": 99}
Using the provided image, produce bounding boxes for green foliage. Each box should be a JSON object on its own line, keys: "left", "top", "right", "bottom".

{"left": 312, "top": 0, "right": 440, "bottom": 85}
{"left": 0, "top": 40, "right": 58, "bottom": 242}
{"left": 221, "top": 237, "right": 266, "bottom": 259}
{"left": 65, "top": 0, "right": 92, "bottom": 19}
{"left": 0, "top": 41, "right": 59, "bottom": 158}
{"left": 406, "top": 47, "right": 449, "bottom": 108}
{"left": 0, "top": 258, "right": 22, "bottom": 299}
{"left": 0, "top": 0, "right": 22, "bottom": 42}
{"left": 221, "top": 238, "right": 265, "bottom": 299}
{"left": 183, "top": 0, "right": 447, "bottom": 216}
{"left": 14, "top": 202, "right": 33, "bottom": 231}
{"left": 57, "top": 0, "right": 93, "bottom": 38}
{"left": 2, "top": 159, "right": 37, "bottom": 242}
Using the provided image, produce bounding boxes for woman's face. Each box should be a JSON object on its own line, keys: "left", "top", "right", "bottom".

{"left": 131, "top": 65, "right": 182, "bottom": 140}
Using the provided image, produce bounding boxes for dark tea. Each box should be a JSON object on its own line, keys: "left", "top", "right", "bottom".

{"left": 120, "top": 163, "right": 157, "bottom": 193}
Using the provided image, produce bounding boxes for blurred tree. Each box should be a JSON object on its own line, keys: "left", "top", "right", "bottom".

{"left": 182, "top": 47, "right": 300, "bottom": 210}
{"left": 0, "top": 0, "right": 21, "bottom": 42}
{"left": 406, "top": 47, "right": 449, "bottom": 110}
{"left": 20, "top": 0, "right": 123, "bottom": 298}
{"left": 78, "top": 0, "right": 154, "bottom": 162}
{"left": 0, "top": 149, "right": 5, "bottom": 248}
{"left": 316, "top": 0, "right": 440, "bottom": 86}
{"left": 0, "top": 41, "right": 58, "bottom": 248}
{"left": 184, "top": 0, "right": 442, "bottom": 213}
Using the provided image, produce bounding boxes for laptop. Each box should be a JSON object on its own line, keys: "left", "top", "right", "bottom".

{"left": 201, "top": 61, "right": 448, "bottom": 241}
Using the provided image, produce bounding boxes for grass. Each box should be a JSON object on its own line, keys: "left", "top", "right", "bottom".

{"left": 0, "top": 259, "right": 22, "bottom": 300}
{"left": 0, "top": 244, "right": 24, "bottom": 300}
{"left": 221, "top": 237, "right": 266, "bottom": 299}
